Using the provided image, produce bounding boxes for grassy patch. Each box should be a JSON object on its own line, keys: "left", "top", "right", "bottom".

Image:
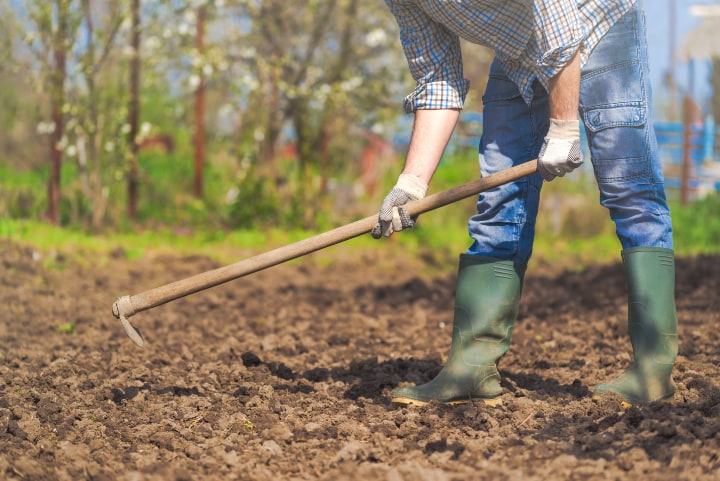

{"left": 56, "top": 322, "right": 76, "bottom": 335}
{"left": 3, "top": 145, "right": 719, "bottom": 274}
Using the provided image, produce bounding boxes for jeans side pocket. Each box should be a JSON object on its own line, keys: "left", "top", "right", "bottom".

{"left": 582, "top": 98, "right": 652, "bottom": 182}
{"left": 581, "top": 50, "right": 652, "bottom": 184}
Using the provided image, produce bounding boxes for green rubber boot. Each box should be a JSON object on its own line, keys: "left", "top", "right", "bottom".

{"left": 391, "top": 254, "right": 525, "bottom": 407}
{"left": 593, "top": 247, "right": 678, "bottom": 405}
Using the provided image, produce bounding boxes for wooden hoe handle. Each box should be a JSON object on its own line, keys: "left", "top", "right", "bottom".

{"left": 113, "top": 159, "right": 538, "bottom": 347}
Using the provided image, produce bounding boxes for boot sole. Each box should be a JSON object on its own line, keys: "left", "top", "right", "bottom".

{"left": 591, "top": 391, "right": 677, "bottom": 409}
{"left": 391, "top": 396, "right": 503, "bottom": 407}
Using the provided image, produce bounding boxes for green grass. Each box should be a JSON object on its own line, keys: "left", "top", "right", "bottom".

{"left": 2, "top": 190, "right": 718, "bottom": 277}
{"left": 669, "top": 193, "right": 720, "bottom": 252}
{"left": 2, "top": 147, "right": 719, "bottom": 274}
{"left": 0, "top": 216, "right": 401, "bottom": 268}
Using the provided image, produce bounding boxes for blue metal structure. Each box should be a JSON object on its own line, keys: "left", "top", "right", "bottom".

{"left": 445, "top": 112, "right": 720, "bottom": 195}
{"left": 389, "top": 111, "right": 720, "bottom": 196}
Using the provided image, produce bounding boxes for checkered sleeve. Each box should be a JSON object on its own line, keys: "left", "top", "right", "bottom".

{"left": 532, "top": 1, "right": 586, "bottom": 86}
{"left": 385, "top": 0, "right": 470, "bottom": 113}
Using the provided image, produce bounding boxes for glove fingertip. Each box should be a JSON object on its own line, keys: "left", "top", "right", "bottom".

{"left": 371, "top": 224, "right": 382, "bottom": 239}
{"left": 537, "top": 163, "right": 556, "bottom": 182}
{"left": 403, "top": 209, "right": 418, "bottom": 229}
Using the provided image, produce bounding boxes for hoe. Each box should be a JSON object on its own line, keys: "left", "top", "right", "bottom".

{"left": 112, "top": 160, "right": 538, "bottom": 347}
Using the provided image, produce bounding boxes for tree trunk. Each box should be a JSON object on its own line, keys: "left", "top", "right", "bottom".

{"left": 47, "top": 1, "right": 69, "bottom": 225}
{"left": 47, "top": 94, "right": 64, "bottom": 225}
{"left": 127, "top": 0, "right": 140, "bottom": 219}
{"left": 193, "top": 5, "right": 206, "bottom": 198}
{"left": 81, "top": 0, "right": 102, "bottom": 231}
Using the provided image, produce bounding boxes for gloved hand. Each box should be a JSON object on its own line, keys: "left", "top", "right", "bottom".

{"left": 537, "top": 118, "right": 584, "bottom": 181}
{"left": 371, "top": 173, "right": 428, "bottom": 239}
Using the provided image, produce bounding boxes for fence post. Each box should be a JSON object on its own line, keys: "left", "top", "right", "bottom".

{"left": 681, "top": 95, "right": 693, "bottom": 205}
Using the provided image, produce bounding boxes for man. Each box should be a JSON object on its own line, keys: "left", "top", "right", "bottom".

{"left": 373, "top": 0, "right": 678, "bottom": 407}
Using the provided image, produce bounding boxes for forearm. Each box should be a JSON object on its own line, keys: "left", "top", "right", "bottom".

{"left": 402, "top": 108, "right": 461, "bottom": 184}
{"left": 539, "top": 48, "right": 585, "bottom": 181}
{"left": 547, "top": 49, "right": 581, "bottom": 120}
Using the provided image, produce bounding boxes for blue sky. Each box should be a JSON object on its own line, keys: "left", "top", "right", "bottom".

{"left": 646, "top": 0, "right": 720, "bottom": 119}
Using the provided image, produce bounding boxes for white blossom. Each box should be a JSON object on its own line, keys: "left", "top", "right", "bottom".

{"left": 365, "top": 29, "right": 388, "bottom": 48}
{"left": 36, "top": 121, "right": 56, "bottom": 135}
{"left": 341, "top": 77, "right": 363, "bottom": 91}
{"left": 239, "top": 47, "right": 257, "bottom": 59}
{"left": 225, "top": 187, "right": 239, "bottom": 204}
{"left": 239, "top": 74, "right": 259, "bottom": 91}
{"left": 143, "top": 36, "right": 161, "bottom": 52}
{"left": 183, "top": 10, "right": 197, "bottom": 24}
{"left": 188, "top": 74, "right": 202, "bottom": 90}
{"left": 55, "top": 136, "right": 68, "bottom": 151}
{"left": 218, "top": 103, "right": 234, "bottom": 117}
{"left": 122, "top": 45, "right": 136, "bottom": 58}
{"left": 371, "top": 123, "right": 385, "bottom": 135}
{"left": 315, "top": 83, "right": 331, "bottom": 102}
{"left": 120, "top": 17, "right": 132, "bottom": 33}
{"left": 140, "top": 122, "right": 153, "bottom": 136}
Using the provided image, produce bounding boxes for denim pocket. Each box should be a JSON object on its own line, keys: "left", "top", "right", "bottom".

{"left": 580, "top": 42, "right": 650, "bottom": 178}
{"left": 583, "top": 103, "right": 651, "bottom": 182}
{"left": 583, "top": 103, "right": 645, "bottom": 132}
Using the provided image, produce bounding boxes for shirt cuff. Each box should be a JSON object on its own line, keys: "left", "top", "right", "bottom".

{"left": 535, "top": 40, "right": 583, "bottom": 86}
{"left": 402, "top": 79, "right": 470, "bottom": 113}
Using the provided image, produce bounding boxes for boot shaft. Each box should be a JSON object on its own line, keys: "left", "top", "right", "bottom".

{"left": 390, "top": 255, "right": 525, "bottom": 405}
{"left": 622, "top": 247, "right": 678, "bottom": 365}
{"left": 453, "top": 255, "right": 525, "bottom": 364}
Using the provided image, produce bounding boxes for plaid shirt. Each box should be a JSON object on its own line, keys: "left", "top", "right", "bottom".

{"left": 385, "top": 0, "right": 636, "bottom": 111}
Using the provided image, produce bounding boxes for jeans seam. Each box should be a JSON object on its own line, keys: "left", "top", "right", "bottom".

{"left": 584, "top": 101, "right": 643, "bottom": 110}
{"left": 582, "top": 59, "right": 640, "bottom": 82}
{"left": 636, "top": 8, "right": 653, "bottom": 183}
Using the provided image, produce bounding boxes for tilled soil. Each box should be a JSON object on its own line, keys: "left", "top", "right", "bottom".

{"left": 0, "top": 239, "right": 718, "bottom": 481}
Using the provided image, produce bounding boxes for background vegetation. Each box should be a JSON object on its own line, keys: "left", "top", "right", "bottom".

{"left": 1, "top": 0, "right": 718, "bottom": 274}
{"left": 2, "top": 141, "right": 718, "bottom": 274}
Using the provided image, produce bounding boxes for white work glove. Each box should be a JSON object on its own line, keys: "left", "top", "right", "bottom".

{"left": 537, "top": 119, "right": 584, "bottom": 181}
{"left": 371, "top": 173, "right": 428, "bottom": 239}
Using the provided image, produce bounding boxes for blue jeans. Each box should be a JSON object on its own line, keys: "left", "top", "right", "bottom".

{"left": 466, "top": 4, "right": 674, "bottom": 265}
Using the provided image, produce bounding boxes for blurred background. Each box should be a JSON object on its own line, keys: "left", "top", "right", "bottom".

{"left": 0, "top": 0, "right": 718, "bottom": 265}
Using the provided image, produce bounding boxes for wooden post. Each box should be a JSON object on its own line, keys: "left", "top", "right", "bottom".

{"left": 681, "top": 94, "right": 693, "bottom": 206}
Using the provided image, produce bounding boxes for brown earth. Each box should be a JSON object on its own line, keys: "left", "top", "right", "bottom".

{"left": 1, "top": 239, "right": 718, "bottom": 481}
